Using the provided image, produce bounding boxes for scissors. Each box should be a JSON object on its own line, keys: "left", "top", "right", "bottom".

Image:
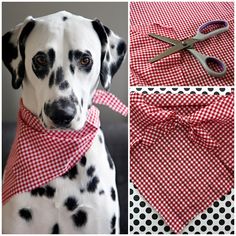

{"left": 149, "top": 20, "right": 229, "bottom": 77}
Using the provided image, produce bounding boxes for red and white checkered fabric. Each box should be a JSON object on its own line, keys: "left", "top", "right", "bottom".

{"left": 3, "top": 90, "right": 128, "bottom": 205}
{"left": 130, "top": 2, "right": 234, "bottom": 86}
{"left": 130, "top": 92, "right": 234, "bottom": 233}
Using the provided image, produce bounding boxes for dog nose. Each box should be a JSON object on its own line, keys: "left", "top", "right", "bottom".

{"left": 44, "top": 99, "right": 76, "bottom": 127}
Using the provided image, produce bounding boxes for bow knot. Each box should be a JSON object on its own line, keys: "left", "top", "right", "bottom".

{"left": 142, "top": 111, "right": 218, "bottom": 149}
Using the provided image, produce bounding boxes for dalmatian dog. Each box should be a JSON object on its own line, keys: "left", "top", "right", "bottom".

{"left": 2, "top": 11, "right": 126, "bottom": 234}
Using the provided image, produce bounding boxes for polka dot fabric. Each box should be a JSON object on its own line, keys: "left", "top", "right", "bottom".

{"left": 130, "top": 2, "right": 234, "bottom": 86}
{"left": 130, "top": 89, "right": 234, "bottom": 233}
{"left": 130, "top": 182, "right": 234, "bottom": 234}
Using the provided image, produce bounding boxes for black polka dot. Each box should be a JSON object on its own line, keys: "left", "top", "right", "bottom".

{"left": 213, "top": 201, "right": 219, "bottom": 207}
{"left": 201, "top": 226, "right": 207, "bottom": 232}
{"left": 231, "top": 195, "right": 234, "bottom": 201}
{"left": 172, "top": 88, "right": 178, "bottom": 91}
{"left": 230, "top": 231, "right": 234, "bottom": 234}
{"left": 134, "top": 207, "right": 139, "bottom": 214}
{"left": 19, "top": 208, "right": 32, "bottom": 221}
{"left": 140, "top": 213, "right": 145, "bottom": 220}
{"left": 207, "top": 207, "right": 213, "bottom": 214}
{"left": 220, "top": 195, "right": 226, "bottom": 201}
{"left": 195, "top": 219, "right": 201, "bottom": 226}
{"left": 225, "top": 213, "right": 231, "bottom": 219}
{"left": 231, "top": 219, "right": 234, "bottom": 225}
{"left": 51, "top": 223, "right": 60, "bottom": 234}
{"left": 72, "top": 210, "right": 87, "bottom": 227}
{"left": 146, "top": 207, "right": 152, "bottom": 213}
{"left": 213, "top": 225, "right": 219, "bottom": 232}
{"left": 98, "top": 134, "right": 103, "bottom": 143}
{"left": 111, "top": 187, "right": 116, "bottom": 201}
{"left": 184, "top": 88, "right": 190, "bottom": 91}
{"left": 130, "top": 225, "right": 133, "bottom": 231}
{"left": 146, "top": 220, "right": 152, "bottom": 226}
{"left": 130, "top": 201, "right": 133, "bottom": 207}
{"left": 140, "top": 201, "right": 146, "bottom": 207}
{"left": 80, "top": 156, "right": 87, "bottom": 166}
{"left": 152, "top": 213, "right": 158, "bottom": 220}
{"left": 152, "top": 226, "right": 158, "bottom": 232}
{"left": 214, "top": 92, "right": 220, "bottom": 95}
{"left": 130, "top": 213, "right": 133, "bottom": 219}
{"left": 219, "top": 231, "right": 225, "bottom": 234}
{"left": 207, "top": 232, "right": 213, "bottom": 234}
{"left": 219, "top": 88, "right": 225, "bottom": 92}
{"left": 207, "top": 219, "right": 213, "bottom": 225}
{"left": 219, "top": 207, "right": 225, "bottom": 213}
{"left": 190, "top": 91, "right": 196, "bottom": 94}
{"left": 140, "top": 225, "right": 146, "bottom": 232}
{"left": 213, "top": 213, "right": 219, "bottom": 219}
{"left": 130, "top": 189, "right": 134, "bottom": 195}
{"left": 225, "top": 225, "right": 231, "bottom": 231}
{"left": 134, "top": 195, "right": 140, "bottom": 201}
{"left": 226, "top": 201, "right": 231, "bottom": 207}
{"left": 158, "top": 219, "right": 164, "bottom": 226}
{"left": 219, "top": 219, "right": 225, "bottom": 225}
{"left": 164, "top": 226, "right": 170, "bottom": 232}
{"left": 87, "top": 166, "right": 95, "bottom": 177}
{"left": 45, "top": 185, "right": 55, "bottom": 198}
{"left": 201, "top": 213, "right": 207, "bottom": 220}
{"left": 189, "top": 225, "right": 195, "bottom": 231}
{"left": 64, "top": 196, "right": 78, "bottom": 211}
{"left": 87, "top": 176, "right": 99, "bottom": 192}
{"left": 231, "top": 207, "right": 234, "bottom": 213}
{"left": 134, "top": 220, "right": 139, "bottom": 226}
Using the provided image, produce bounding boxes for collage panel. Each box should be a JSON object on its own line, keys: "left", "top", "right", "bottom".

{"left": 130, "top": 2, "right": 234, "bottom": 86}
{"left": 129, "top": 87, "right": 234, "bottom": 234}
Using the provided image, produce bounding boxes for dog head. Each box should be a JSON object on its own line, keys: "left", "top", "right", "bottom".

{"left": 3, "top": 11, "right": 126, "bottom": 130}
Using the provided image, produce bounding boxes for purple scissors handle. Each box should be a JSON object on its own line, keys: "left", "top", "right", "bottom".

{"left": 193, "top": 20, "right": 229, "bottom": 41}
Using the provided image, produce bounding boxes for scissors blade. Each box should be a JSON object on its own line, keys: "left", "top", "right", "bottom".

{"left": 150, "top": 44, "right": 185, "bottom": 63}
{"left": 149, "top": 33, "right": 179, "bottom": 45}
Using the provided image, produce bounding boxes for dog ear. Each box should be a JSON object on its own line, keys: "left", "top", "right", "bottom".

{"left": 92, "top": 19, "right": 127, "bottom": 90}
{"left": 2, "top": 16, "right": 35, "bottom": 89}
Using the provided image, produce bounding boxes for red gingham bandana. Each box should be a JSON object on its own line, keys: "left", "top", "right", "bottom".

{"left": 3, "top": 90, "right": 128, "bottom": 205}
{"left": 130, "top": 2, "right": 234, "bottom": 86}
{"left": 130, "top": 92, "right": 234, "bottom": 233}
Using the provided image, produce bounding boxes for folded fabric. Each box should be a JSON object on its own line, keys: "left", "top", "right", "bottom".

{"left": 130, "top": 2, "right": 234, "bottom": 86}
{"left": 130, "top": 92, "right": 234, "bottom": 233}
{"left": 3, "top": 90, "right": 128, "bottom": 205}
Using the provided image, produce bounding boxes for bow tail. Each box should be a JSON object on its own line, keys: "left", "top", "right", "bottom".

{"left": 189, "top": 127, "right": 218, "bottom": 149}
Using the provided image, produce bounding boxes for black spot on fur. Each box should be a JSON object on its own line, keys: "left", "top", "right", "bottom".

{"left": 18, "top": 61, "right": 25, "bottom": 78}
{"left": 98, "top": 135, "right": 103, "bottom": 143}
{"left": 31, "top": 187, "right": 45, "bottom": 196}
{"left": 80, "top": 188, "right": 85, "bottom": 193}
{"left": 87, "top": 176, "right": 99, "bottom": 192}
{"left": 87, "top": 166, "right": 95, "bottom": 177}
{"left": 111, "top": 215, "right": 116, "bottom": 229}
{"left": 64, "top": 196, "right": 78, "bottom": 211}
{"left": 106, "top": 146, "right": 114, "bottom": 169}
{"left": 68, "top": 50, "right": 73, "bottom": 62}
{"left": 62, "top": 165, "right": 78, "bottom": 180}
{"left": 72, "top": 210, "right": 87, "bottom": 227}
{"left": 74, "top": 50, "right": 82, "bottom": 60}
{"left": 92, "top": 20, "right": 108, "bottom": 47}
{"left": 80, "top": 156, "right": 87, "bottom": 167}
{"left": 32, "top": 51, "right": 50, "bottom": 79}
{"left": 81, "top": 98, "right": 83, "bottom": 107}
{"left": 99, "top": 190, "right": 105, "bottom": 195}
{"left": 49, "top": 71, "right": 55, "bottom": 88}
{"left": 45, "top": 185, "right": 56, "bottom": 198}
{"left": 59, "top": 80, "right": 69, "bottom": 90}
{"left": 63, "top": 16, "right": 68, "bottom": 21}
{"left": 55, "top": 67, "right": 64, "bottom": 84}
{"left": 19, "top": 208, "right": 32, "bottom": 221}
{"left": 48, "top": 48, "right": 55, "bottom": 68}
{"left": 106, "top": 53, "right": 110, "bottom": 61}
{"left": 117, "top": 41, "right": 126, "bottom": 56}
{"left": 70, "top": 91, "right": 79, "bottom": 105}
{"left": 111, "top": 44, "right": 115, "bottom": 49}
{"left": 51, "top": 223, "right": 60, "bottom": 234}
{"left": 70, "top": 64, "right": 75, "bottom": 74}
{"left": 104, "top": 25, "right": 111, "bottom": 36}
{"left": 111, "top": 187, "right": 116, "bottom": 201}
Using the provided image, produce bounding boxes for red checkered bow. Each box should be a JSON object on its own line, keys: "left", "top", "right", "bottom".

{"left": 130, "top": 92, "right": 234, "bottom": 233}
{"left": 3, "top": 90, "right": 127, "bottom": 205}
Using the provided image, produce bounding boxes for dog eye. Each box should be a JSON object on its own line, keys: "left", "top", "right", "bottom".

{"left": 80, "top": 56, "right": 91, "bottom": 66}
{"left": 35, "top": 55, "right": 48, "bottom": 66}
